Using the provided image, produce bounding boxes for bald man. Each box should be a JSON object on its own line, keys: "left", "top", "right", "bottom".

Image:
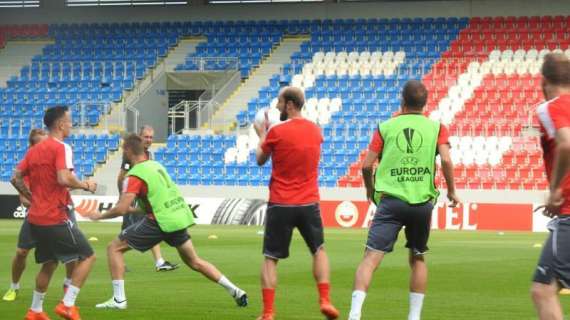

{"left": 254, "top": 87, "right": 339, "bottom": 320}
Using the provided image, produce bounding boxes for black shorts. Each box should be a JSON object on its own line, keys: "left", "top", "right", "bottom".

{"left": 533, "top": 216, "right": 570, "bottom": 288}
{"left": 121, "top": 213, "right": 145, "bottom": 231}
{"left": 30, "top": 221, "right": 94, "bottom": 264}
{"left": 366, "top": 196, "right": 433, "bottom": 255}
{"left": 17, "top": 217, "right": 36, "bottom": 250}
{"left": 119, "top": 216, "right": 190, "bottom": 252}
{"left": 263, "top": 203, "right": 324, "bottom": 260}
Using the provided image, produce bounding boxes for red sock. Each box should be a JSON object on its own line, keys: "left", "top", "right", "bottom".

{"left": 318, "top": 283, "right": 330, "bottom": 304}
{"left": 262, "top": 288, "right": 275, "bottom": 315}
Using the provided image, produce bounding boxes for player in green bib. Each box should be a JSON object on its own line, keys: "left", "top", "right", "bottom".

{"left": 348, "top": 81, "right": 460, "bottom": 320}
{"left": 86, "top": 134, "right": 248, "bottom": 311}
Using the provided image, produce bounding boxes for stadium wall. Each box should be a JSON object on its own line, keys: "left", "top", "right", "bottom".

{"left": 0, "top": 0, "right": 569, "bottom": 24}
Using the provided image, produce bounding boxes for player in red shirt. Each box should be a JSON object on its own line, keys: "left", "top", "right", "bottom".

{"left": 3, "top": 129, "right": 77, "bottom": 302}
{"left": 11, "top": 106, "right": 97, "bottom": 320}
{"left": 254, "top": 86, "right": 339, "bottom": 320}
{"left": 116, "top": 125, "right": 178, "bottom": 272}
{"left": 86, "top": 134, "right": 248, "bottom": 311}
{"left": 532, "top": 53, "right": 570, "bottom": 320}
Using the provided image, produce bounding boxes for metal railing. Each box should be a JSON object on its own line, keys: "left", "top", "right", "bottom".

{"left": 168, "top": 100, "right": 221, "bottom": 134}
{"left": 75, "top": 101, "right": 110, "bottom": 132}
{"left": 180, "top": 57, "right": 239, "bottom": 72}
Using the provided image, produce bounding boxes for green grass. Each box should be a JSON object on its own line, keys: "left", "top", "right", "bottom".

{"left": 0, "top": 220, "right": 568, "bottom": 319}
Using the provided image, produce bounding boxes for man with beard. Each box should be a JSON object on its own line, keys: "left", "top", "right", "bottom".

{"left": 117, "top": 125, "right": 178, "bottom": 272}
{"left": 254, "top": 86, "right": 339, "bottom": 320}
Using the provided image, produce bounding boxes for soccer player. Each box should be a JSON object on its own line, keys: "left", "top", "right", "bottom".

{"left": 347, "top": 80, "right": 459, "bottom": 320}
{"left": 3, "top": 129, "right": 77, "bottom": 302}
{"left": 531, "top": 53, "right": 570, "bottom": 320}
{"left": 87, "top": 133, "right": 248, "bottom": 310}
{"left": 117, "top": 125, "right": 178, "bottom": 272}
{"left": 254, "top": 86, "right": 339, "bottom": 320}
{"left": 11, "top": 106, "right": 97, "bottom": 320}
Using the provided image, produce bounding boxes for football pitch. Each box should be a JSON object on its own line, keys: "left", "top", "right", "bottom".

{"left": 0, "top": 220, "right": 568, "bottom": 319}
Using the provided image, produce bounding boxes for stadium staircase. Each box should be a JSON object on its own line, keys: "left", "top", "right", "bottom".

{"left": 209, "top": 36, "right": 307, "bottom": 132}
{"left": 0, "top": 40, "right": 52, "bottom": 87}
{"left": 165, "top": 38, "right": 204, "bottom": 72}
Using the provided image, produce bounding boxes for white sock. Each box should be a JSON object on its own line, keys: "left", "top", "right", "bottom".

{"left": 63, "top": 278, "right": 72, "bottom": 287}
{"left": 349, "top": 290, "right": 367, "bottom": 319}
{"left": 11, "top": 282, "right": 20, "bottom": 290}
{"left": 408, "top": 292, "right": 425, "bottom": 320}
{"left": 155, "top": 258, "right": 165, "bottom": 268}
{"left": 62, "top": 285, "right": 80, "bottom": 307}
{"left": 31, "top": 290, "right": 46, "bottom": 312}
{"left": 112, "top": 280, "right": 126, "bottom": 302}
{"left": 217, "top": 275, "right": 240, "bottom": 296}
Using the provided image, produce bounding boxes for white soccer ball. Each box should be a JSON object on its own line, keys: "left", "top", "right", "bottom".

{"left": 254, "top": 107, "right": 280, "bottom": 131}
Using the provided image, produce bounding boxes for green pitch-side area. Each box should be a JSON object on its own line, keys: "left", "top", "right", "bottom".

{"left": 0, "top": 220, "right": 568, "bottom": 319}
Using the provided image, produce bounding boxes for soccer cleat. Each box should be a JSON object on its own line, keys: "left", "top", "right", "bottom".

{"left": 232, "top": 289, "right": 248, "bottom": 307}
{"left": 95, "top": 297, "right": 127, "bottom": 310}
{"left": 24, "top": 309, "right": 51, "bottom": 320}
{"left": 54, "top": 302, "right": 81, "bottom": 320}
{"left": 256, "top": 314, "right": 274, "bottom": 320}
{"left": 2, "top": 288, "right": 18, "bottom": 301}
{"left": 320, "top": 303, "right": 339, "bottom": 320}
{"left": 156, "top": 261, "right": 179, "bottom": 272}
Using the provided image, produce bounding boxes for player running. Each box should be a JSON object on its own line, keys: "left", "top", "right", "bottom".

{"left": 87, "top": 133, "right": 248, "bottom": 310}
{"left": 531, "top": 53, "right": 570, "bottom": 320}
{"left": 3, "top": 129, "right": 78, "bottom": 302}
{"left": 254, "top": 86, "right": 339, "bottom": 320}
{"left": 12, "top": 106, "right": 97, "bottom": 320}
{"left": 347, "top": 80, "right": 459, "bottom": 320}
{"left": 117, "top": 125, "right": 178, "bottom": 272}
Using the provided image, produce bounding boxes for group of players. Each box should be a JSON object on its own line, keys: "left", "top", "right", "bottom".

{"left": 3, "top": 52, "right": 570, "bottom": 320}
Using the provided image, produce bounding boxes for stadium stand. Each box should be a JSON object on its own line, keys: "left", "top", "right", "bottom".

{"left": 2, "top": 17, "right": 570, "bottom": 189}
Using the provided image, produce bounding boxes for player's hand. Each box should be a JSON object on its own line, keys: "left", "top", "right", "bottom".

{"left": 545, "top": 188, "right": 564, "bottom": 217}
{"left": 85, "top": 210, "right": 101, "bottom": 221}
{"left": 253, "top": 122, "right": 266, "bottom": 139}
{"left": 84, "top": 180, "right": 97, "bottom": 193}
{"left": 366, "top": 188, "right": 374, "bottom": 203}
{"left": 447, "top": 191, "right": 460, "bottom": 208}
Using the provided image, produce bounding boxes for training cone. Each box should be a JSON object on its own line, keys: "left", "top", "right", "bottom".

{"left": 88, "top": 237, "right": 99, "bottom": 241}
{"left": 208, "top": 235, "right": 218, "bottom": 240}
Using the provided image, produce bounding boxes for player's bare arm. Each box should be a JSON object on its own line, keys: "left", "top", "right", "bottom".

{"left": 361, "top": 150, "right": 378, "bottom": 202}
{"left": 254, "top": 123, "right": 270, "bottom": 166}
{"left": 438, "top": 143, "right": 460, "bottom": 207}
{"left": 10, "top": 169, "right": 32, "bottom": 204}
{"left": 546, "top": 127, "right": 570, "bottom": 215}
{"left": 57, "top": 169, "right": 96, "bottom": 193}
{"left": 117, "top": 169, "right": 127, "bottom": 194}
{"left": 87, "top": 192, "right": 137, "bottom": 221}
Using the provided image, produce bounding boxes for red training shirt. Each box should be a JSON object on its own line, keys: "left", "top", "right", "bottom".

{"left": 17, "top": 136, "right": 74, "bottom": 226}
{"left": 261, "top": 118, "right": 323, "bottom": 205}
{"left": 537, "top": 94, "right": 570, "bottom": 215}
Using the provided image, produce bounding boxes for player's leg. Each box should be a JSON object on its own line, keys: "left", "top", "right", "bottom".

{"left": 174, "top": 237, "right": 248, "bottom": 306}
{"left": 54, "top": 222, "right": 96, "bottom": 320}
{"left": 531, "top": 217, "right": 570, "bottom": 320}
{"left": 349, "top": 197, "right": 403, "bottom": 320}
{"left": 257, "top": 204, "right": 295, "bottom": 320}
{"left": 151, "top": 244, "right": 178, "bottom": 272}
{"left": 97, "top": 218, "right": 157, "bottom": 310}
{"left": 531, "top": 281, "right": 563, "bottom": 320}
{"left": 404, "top": 201, "right": 433, "bottom": 320}
{"left": 63, "top": 261, "right": 76, "bottom": 292}
{"left": 4, "top": 218, "right": 35, "bottom": 301}
{"left": 297, "top": 204, "right": 338, "bottom": 319}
